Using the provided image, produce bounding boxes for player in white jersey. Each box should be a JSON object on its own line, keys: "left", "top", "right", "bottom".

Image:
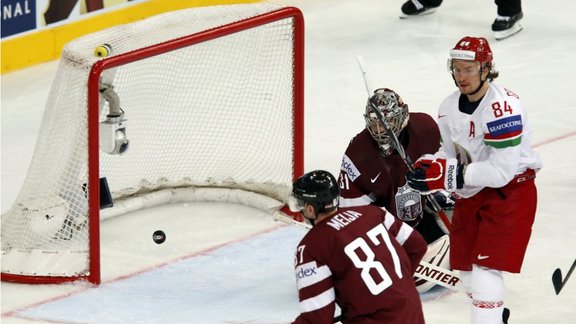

{"left": 406, "top": 36, "right": 542, "bottom": 324}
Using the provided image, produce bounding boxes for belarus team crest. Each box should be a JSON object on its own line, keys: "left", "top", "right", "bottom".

{"left": 394, "top": 184, "right": 422, "bottom": 222}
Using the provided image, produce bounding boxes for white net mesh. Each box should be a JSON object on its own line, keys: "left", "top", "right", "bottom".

{"left": 1, "top": 3, "right": 302, "bottom": 281}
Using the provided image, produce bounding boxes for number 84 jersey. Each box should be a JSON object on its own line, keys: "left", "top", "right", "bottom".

{"left": 435, "top": 83, "right": 542, "bottom": 198}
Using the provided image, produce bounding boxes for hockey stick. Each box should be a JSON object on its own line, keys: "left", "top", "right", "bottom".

{"left": 552, "top": 258, "right": 576, "bottom": 295}
{"left": 356, "top": 55, "right": 452, "bottom": 232}
{"left": 273, "top": 211, "right": 463, "bottom": 292}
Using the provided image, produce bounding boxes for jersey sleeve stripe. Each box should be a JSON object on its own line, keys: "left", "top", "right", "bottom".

{"left": 299, "top": 288, "right": 336, "bottom": 313}
{"left": 296, "top": 263, "right": 332, "bottom": 289}
{"left": 395, "top": 223, "right": 414, "bottom": 246}
{"left": 383, "top": 209, "right": 413, "bottom": 245}
{"left": 341, "top": 154, "right": 361, "bottom": 181}
{"left": 383, "top": 210, "right": 395, "bottom": 229}
{"left": 339, "top": 195, "right": 373, "bottom": 207}
{"left": 484, "top": 115, "right": 523, "bottom": 148}
{"left": 484, "top": 135, "right": 522, "bottom": 148}
{"left": 484, "top": 129, "right": 522, "bottom": 140}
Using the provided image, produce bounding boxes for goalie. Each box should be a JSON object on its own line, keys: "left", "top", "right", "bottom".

{"left": 338, "top": 87, "right": 453, "bottom": 293}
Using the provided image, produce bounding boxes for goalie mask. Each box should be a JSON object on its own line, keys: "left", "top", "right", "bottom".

{"left": 364, "top": 88, "right": 409, "bottom": 156}
{"left": 288, "top": 170, "right": 339, "bottom": 217}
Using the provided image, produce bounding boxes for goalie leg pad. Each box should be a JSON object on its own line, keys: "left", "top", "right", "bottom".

{"left": 415, "top": 234, "right": 451, "bottom": 293}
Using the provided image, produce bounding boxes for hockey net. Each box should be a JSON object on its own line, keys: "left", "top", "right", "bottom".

{"left": 1, "top": 4, "right": 304, "bottom": 284}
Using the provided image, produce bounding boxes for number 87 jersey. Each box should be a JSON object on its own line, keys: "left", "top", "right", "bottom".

{"left": 292, "top": 205, "right": 427, "bottom": 324}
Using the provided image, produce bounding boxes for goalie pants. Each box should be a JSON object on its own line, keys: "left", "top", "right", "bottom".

{"left": 450, "top": 175, "right": 537, "bottom": 273}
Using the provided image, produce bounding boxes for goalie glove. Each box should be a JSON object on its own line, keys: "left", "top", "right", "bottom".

{"left": 429, "top": 190, "right": 455, "bottom": 210}
{"left": 406, "top": 157, "right": 464, "bottom": 193}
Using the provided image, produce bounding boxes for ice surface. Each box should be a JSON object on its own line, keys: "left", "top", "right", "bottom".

{"left": 2, "top": 0, "right": 575, "bottom": 323}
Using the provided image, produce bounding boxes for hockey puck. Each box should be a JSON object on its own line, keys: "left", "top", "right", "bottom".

{"left": 153, "top": 230, "right": 166, "bottom": 244}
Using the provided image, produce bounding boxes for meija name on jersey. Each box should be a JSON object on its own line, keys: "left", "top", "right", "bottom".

{"left": 326, "top": 210, "right": 363, "bottom": 231}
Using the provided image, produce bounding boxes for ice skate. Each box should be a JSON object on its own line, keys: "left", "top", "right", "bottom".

{"left": 400, "top": 0, "right": 442, "bottom": 19}
{"left": 492, "top": 12, "right": 523, "bottom": 40}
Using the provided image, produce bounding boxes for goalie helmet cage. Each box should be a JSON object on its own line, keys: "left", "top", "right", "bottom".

{"left": 1, "top": 4, "right": 304, "bottom": 285}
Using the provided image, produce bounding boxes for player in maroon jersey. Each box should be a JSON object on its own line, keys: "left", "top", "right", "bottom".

{"left": 338, "top": 88, "right": 452, "bottom": 292}
{"left": 289, "top": 170, "right": 427, "bottom": 324}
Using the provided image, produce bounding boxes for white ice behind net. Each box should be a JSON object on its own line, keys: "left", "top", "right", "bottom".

{"left": 1, "top": 3, "right": 298, "bottom": 278}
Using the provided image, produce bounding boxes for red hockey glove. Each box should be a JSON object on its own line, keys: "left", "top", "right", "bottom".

{"left": 406, "top": 158, "right": 464, "bottom": 193}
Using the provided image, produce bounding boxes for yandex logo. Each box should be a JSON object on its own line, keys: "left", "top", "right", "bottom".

{"left": 296, "top": 266, "right": 317, "bottom": 279}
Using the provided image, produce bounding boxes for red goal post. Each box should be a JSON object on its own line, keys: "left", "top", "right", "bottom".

{"left": 1, "top": 4, "right": 304, "bottom": 285}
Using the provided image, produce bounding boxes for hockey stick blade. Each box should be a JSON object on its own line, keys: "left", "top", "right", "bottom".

{"left": 552, "top": 268, "right": 563, "bottom": 295}
{"left": 273, "top": 211, "right": 462, "bottom": 292}
{"left": 552, "top": 258, "right": 576, "bottom": 295}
